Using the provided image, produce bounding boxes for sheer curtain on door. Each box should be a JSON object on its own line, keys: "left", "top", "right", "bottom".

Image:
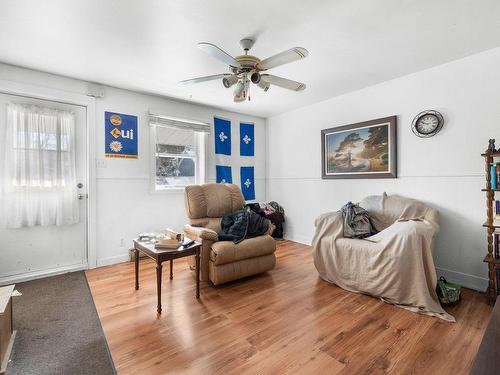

{"left": 3, "top": 103, "right": 79, "bottom": 228}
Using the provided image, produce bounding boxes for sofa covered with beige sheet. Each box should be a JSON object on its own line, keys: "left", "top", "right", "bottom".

{"left": 312, "top": 193, "right": 454, "bottom": 322}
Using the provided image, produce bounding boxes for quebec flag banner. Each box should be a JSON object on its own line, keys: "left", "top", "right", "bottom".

{"left": 214, "top": 117, "right": 231, "bottom": 155}
{"left": 105, "top": 112, "right": 138, "bottom": 158}
{"left": 240, "top": 122, "right": 254, "bottom": 156}
{"left": 216, "top": 165, "right": 232, "bottom": 184}
{"left": 240, "top": 166, "right": 255, "bottom": 201}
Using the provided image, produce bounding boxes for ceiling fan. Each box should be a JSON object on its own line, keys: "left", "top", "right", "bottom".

{"left": 179, "top": 38, "right": 309, "bottom": 102}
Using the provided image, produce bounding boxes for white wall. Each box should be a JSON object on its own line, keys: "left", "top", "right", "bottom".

{"left": 267, "top": 47, "right": 500, "bottom": 291}
{"left": 0, "top": 63, "right": 266, "bottom": 273}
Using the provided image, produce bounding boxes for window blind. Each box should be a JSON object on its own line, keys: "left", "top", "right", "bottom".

{"left": 149, "top": 113, "right": 211, "bottom": 133}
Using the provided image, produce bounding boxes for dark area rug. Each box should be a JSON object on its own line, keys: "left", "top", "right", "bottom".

{"left": 6, "top": 271, "right": 116, "bottom": 375}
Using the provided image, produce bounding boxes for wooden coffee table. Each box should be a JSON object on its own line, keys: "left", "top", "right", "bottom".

{"left": 133, "top": 239, "right": 201, "bottom": 313}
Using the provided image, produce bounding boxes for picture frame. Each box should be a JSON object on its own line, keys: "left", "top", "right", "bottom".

{"left": 321, "top": 116, "right": 397, "bottom": 179}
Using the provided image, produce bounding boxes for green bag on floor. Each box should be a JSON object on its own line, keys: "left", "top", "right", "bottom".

{"left": 436, "top": 276, "right": 461, "bottom": 305}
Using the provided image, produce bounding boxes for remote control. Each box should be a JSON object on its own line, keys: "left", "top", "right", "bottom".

{"left": 182, "top": 239, "right": 195, "bottom": 247}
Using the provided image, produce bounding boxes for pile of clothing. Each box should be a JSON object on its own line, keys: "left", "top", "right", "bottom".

{"left": 245, "top": 201, "right": 285, "bottom": 239}
{"left": 340, "top": 201, "right": 377, "bottom": 239}
{"left": 219, "top": 209, "right": 271, "bottom": 243}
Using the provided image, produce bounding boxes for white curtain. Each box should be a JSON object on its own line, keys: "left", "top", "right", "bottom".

{"left": 3, "top": 103, "right": 79, "bottom": 228}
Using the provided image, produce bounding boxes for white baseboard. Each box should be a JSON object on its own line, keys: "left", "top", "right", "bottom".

{"left": 435, "top": 267, "right": 488, "bottom": 292}
{"left": 284, "top": 233, "right": 312, "bottom": 246}
{"left": 0, "top": 254, "right": 130, "bottom": 285}
{"left": 0, "top": 263, "right": 88, "bottom": 286}
{"left": 284, "top": 232, "right": 488, "bottom": 292}
{"left": 97, "top": 254, "right": 130, "bottom": 267}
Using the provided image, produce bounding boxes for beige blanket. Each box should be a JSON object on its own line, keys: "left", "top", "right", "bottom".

{"left": 312, "top": 194, "right": 454, "bottom": 322}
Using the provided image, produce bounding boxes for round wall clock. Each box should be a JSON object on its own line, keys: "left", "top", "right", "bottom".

{"left": 411, "top": 110, "right": 444, "bottom": 138}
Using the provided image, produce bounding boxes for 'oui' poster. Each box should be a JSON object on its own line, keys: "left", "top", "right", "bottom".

{"left": 105, "top": 112, "right": 138, "bottom": 158}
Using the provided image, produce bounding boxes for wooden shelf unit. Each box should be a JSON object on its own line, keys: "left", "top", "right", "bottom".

{"left": 483, "top": 222, "right": 500, "bottom": 229}
{"left": 483, "top": 152, "right": 500, "bottom": 303}
{"left": 484, "top": 254, "right": 500, "bottom": 267}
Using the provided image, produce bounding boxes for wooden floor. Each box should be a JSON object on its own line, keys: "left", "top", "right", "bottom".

{"left": 86, "top": 240, "right": 492, "bottom": 375}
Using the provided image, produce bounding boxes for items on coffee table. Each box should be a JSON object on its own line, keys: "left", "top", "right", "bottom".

{"left": 155, "top": 236, "right": 181, "bottom": 249}
{"left": 138, "top": 233, "right": 155, "bottom": 242}
{"left": 156, "top": 228, "right": 184, "bottom": 249}
{"left": 165, "top": 228, "right": 183, "bottom": 242}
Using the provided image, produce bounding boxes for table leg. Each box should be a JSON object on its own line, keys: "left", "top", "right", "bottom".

{"left": 170, "top": 259, "right": 173, "bottom": 280}
{"left": 195, "top": 249, "right": 200, "bottom": 299}
{"left": 134, "top": 248, "right": 139, "bottom": 290}
{"left": 156, "top": 262, "right": 162, "bottom": 314}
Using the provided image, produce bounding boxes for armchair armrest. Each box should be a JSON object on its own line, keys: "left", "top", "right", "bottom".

{"left": 183, "top": 224, "right": 218, "bottom": 282}
{"left": 184, "top": 224, "right": 219, "bottom": 242}
{"left": 314, "top": 211, "right": 343, "bottom": 229}
{"left": 312, "top": 211, "right": 344, "bottom": 244}
{"left": 424, "top": 208, "right": 440, "bottom": 235}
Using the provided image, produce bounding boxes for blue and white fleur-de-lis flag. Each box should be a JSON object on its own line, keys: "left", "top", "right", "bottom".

{"left": 240, "top": 166, "right": 255, "bottom": 201}
{"left": 240, "top": 122, "right": 254, "bottom": 156}
{"left": 214, "top": 117, "right": 231, "bottom": 155}
{"left": 216, "top": 165, "right": 232, "bottom": 184}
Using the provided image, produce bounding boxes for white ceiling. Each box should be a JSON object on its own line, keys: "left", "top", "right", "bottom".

{"left": 1, "top": 0, "right": 500, "bottom": 118}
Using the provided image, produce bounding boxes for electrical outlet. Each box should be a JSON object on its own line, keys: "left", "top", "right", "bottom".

{"left": 120, "top": 238, "right": 125, "bottom": 247}
{"left": 96, "top": 158, "right": 107, "bottom": 168}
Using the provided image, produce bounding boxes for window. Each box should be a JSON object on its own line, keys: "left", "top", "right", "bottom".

{"left": 150, "top": 114, "right": 209, "bottom": 190}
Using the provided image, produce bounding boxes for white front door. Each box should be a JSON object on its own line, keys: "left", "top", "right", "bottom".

{"left": 0, "top": 93, "right": 88, "bottom": 281}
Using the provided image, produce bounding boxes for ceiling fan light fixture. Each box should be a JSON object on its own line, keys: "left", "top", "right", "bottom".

{"left": 222, "top": 74, "right": 238, "bottom": 88}
{"left": 234, "top": 93, "right": 246, "bottom": 102}
{"left": 181, "top": 39, "right": 308, "bottom": 102}
{"left": 257, "top": 80, "right": 270, "bottom": 92}
{"left": 234, "top": 81, "right": 244, "bottom": 97}
{"left": 250, "top": 71, "right": 261, "bottom": 84}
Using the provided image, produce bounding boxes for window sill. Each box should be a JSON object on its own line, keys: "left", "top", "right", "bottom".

{"left": 149, "top": 186, "right": 186, "bottom": 195}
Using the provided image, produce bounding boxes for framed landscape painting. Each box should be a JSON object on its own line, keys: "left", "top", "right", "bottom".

{"left": 321, "top": 116, "right": 397, "bottom": 179}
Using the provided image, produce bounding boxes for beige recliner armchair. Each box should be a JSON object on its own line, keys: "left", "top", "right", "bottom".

{"left": 183, "top": 183, "right": 276, "bottom": 285}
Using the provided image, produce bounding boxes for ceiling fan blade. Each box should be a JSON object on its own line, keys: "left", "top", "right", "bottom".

{"left": 261, "top": 74, "right": 306, "bottom": 91}
{"left": 178, "top": 74, "right": 228, "bottom": 85}
{"left": 197, "top": 42, "right": 241, "bottom": 68}
{"left": 257, "top": 47, "right": 308, "bottom": 71}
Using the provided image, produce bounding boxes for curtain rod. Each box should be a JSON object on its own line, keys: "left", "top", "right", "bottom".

{"left": 149, "top": 112, "right": 210, "bottom": 127}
